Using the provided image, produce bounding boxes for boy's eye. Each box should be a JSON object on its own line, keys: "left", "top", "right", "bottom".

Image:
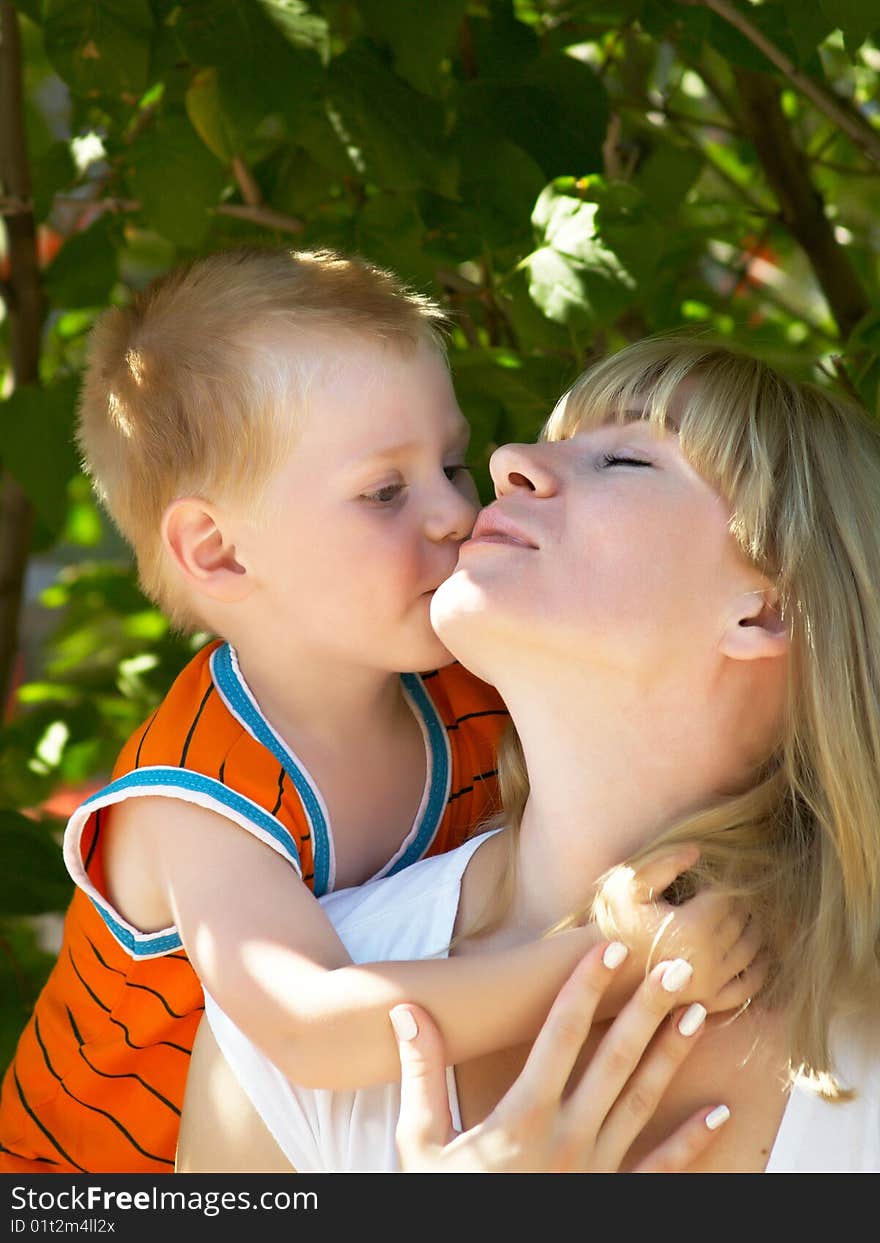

{"left": 600, "top": 453, "right": 651, "bottom": 468}
{"left": 362, "top": 483, "right": 406, "bottom": 505}
{"left": 444, "top": 464, "right": 471, "bottom": 481}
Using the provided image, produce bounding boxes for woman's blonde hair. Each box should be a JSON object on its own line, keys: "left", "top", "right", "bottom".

{"left": 77, "top": 247, "right": 449, "bottom": 631}
{"left": 487, "top": 334, "right": 880, "bottom": 1096}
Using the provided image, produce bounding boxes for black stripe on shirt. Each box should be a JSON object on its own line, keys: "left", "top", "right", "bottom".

{"left": 82, "top": 807, "right": 101, "bottom": 874}
{"left": 447, "top": 770, "right": 499, "bottom": 802}
{"left": 33, "top": 1016, "right": 173, "bottom": 1167}
{"left": 67, "top": 1008, "right": 181, "bottom": 1117}
{"left": 0, "top": 1140, "right": 60, "bottom": 1166}
{"left": 134, "top": 711, "right": 158, "bottom": 769}
{"left": 179, "top": 684, "right": 215, "bottom": 766}
{"left": 445, "top": 709, "right": 509, "bottom": 732}
{"left": 12, "top": 1068, "right": 87, "bottom": 1173}
{"left": 84, "top": 939, "right": 202, "bottom": 1019}
{"left": 271, "top": 767, "right": 285, "bottom": 816}
{"left": 67, "top": 950, "right": 191, "bottom": 1057}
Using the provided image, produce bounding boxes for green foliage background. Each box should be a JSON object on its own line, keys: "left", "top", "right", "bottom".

{"left": 1, "top": 0, "right": 879, "bottom": 1071}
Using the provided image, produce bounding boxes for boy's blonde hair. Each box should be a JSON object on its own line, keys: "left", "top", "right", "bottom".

{"left": 486, "top": 334, "right": 880, "bottom": 1096}
{"left": 77, "top": 247, "right": 449, "bottom": 630}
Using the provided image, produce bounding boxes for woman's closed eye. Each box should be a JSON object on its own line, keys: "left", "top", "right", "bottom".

{"left": 601, "top": 452, "right": 652, "bottom": 468}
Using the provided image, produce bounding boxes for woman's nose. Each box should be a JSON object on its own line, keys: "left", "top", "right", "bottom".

{"left": 489, "top": 442, "right": 559, "bottom": 498}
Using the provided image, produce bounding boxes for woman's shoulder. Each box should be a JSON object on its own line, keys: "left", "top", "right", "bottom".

{"left": 767, "top": 1007, "right": 880, "bottom": 1173}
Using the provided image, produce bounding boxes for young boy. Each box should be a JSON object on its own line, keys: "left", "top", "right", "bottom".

{"left": 0, "top": 248, "right": 758, "bottom": 1174}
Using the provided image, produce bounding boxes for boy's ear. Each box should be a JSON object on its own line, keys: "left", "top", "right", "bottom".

{"left": 161, "top": 498, "right": 251, "bottom": 603}
{"left": 719, "top": 587, "right": 789, "bottom": 662}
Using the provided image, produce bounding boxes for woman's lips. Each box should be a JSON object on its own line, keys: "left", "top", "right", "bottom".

{"left": 466, "top": 506, "right": 538, "bottom": 549}
{"left": 464, "top": 532, "right": 532, "bottom": 548}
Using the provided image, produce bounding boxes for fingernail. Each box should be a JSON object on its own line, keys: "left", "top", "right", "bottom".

{"left": 389, "top": 1008, "right": 418, "bottom": 1042}
{"left": 603, "top": 941, "right": 629, "bottom": 969}
{"left": 705, "top": 1105, "right": 731, "bottom": 1131}
{"left": 678, "top": 1003, "right": 707, "bottom": 1036}
{"left": 661, "top": 958, "right": 694, "bottom": 993}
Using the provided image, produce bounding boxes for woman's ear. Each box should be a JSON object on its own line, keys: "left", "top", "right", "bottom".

{"left": 719, "top": 587, "right": 789, "bottom": 662}
{"left": 161, "top": 497, "right": 251, "bottom": 603}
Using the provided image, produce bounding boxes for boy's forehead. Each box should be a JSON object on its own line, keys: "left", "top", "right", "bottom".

{"left": 350, "top": 410, "right": 471, "bottom": 464}
{"left": 283, "top": 337, "right": 469, "bottom": 465}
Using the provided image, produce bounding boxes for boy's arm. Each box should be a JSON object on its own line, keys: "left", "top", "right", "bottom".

{"left": 108, "top": 797, "right": 602, "bottom": 1091}
{"left": 108, "top": 800, "right": 761, "bottom": 1093}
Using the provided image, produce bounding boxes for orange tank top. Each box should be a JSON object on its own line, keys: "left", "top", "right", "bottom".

{"left": 0, "top": 641, "right": 509, "bottom": 1173}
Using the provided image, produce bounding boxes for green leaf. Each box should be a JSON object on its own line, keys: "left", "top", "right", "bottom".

{"left": 12, "top": 0, "right": 44, "bottom": 23}
{"left": 0, "top": 919, "right": 58, "bottom": 1075}
{"left": 256, "top": 0, "right": 329, "bottom": 58}
{"left": 464, "top": 3, "right": 540, "bottom": 78}
{"left": 573, "top": 177, "right": 667, "bottom": 290}
{"left": 356, "top": 0, "right": 467, "bottom": 94}
{"left": 499, "top": 265, "right": 578, "bottom": 352}
{"left": 174, "top": 0, "right": 324, "bottom": 143}
{"left": 705, "top": 6, "right": 801, "bottom": 75}
{"left": 43, "top": 0, "right": 154, "bottom": 98}
{"left": 820, "top": 1, "right": 877, "bottom": 48}
{"left": 0, "top": 811, "right": 73, "bottom": 916}
{"left": 848, "top": 307, "right": 880, "bottom": 353}
{"left": 265, "top": 147, "right": 334, "bottom": 216}
{"left": 327, "top": 41, "right": 458, "bottom": 196}
{"left": 31, "top": 140, "right": 77, "bottom": 223}
{"left": 185, "top": 68, "right": 235, "bottom": 163}
{"left": 635, "top": 141, "right": 705, "bottom": 217}
{"left": 128, "top": 114, "right": 228, "bottom": 248}
{"left": 0, "top": 378, "right": 80, "bottom": 534}
{"left": 42, "top": 212, "right": 118, "bottom": 308}
{"left": 354, "top": 194, "right": 436, "bottom": 288}
{"left": 453, "top": 350, "right": 556, "bottom": 436}
{"left": 526, "top": 184, "right": 637, "bottom": 327}
{"left": 455, "top": 132, "right": 546, "bottom": 249}
{"left": 458, "top": 54, "right": 609, "bottom": 180}
{"left": 525, "top": 245, "right": 595, "bottom": 327}
{"left": 782, "top": 1, "right": 836, "bottom": 66}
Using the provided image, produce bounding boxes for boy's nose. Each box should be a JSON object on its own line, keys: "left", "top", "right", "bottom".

{"left": 426, "top": 473, "right": 480, "bottom": 543}
{"left": 489, "top": 442, "right": 559, "bottom": 499}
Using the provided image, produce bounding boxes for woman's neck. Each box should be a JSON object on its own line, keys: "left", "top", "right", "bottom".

{"left": 489, "top": 665, "right": 754, "bottom": 939}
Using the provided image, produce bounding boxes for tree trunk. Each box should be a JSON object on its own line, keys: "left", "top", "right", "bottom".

{"left": 734, "top": 67, "right": 870, "bottom": 342}
{"left": 0, "top": 1, "right": 42, "bottom": 711}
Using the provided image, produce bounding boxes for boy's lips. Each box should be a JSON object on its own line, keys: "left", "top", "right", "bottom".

{"left": 466, "top": 505, "right": 538, "bottom": 549}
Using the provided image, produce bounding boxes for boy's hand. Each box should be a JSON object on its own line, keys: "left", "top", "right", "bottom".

{"left": 600, "top": 845, "right": 767, "bottom": 1014}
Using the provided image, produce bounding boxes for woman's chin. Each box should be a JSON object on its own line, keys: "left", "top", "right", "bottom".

{"left": 431, "top": 567, "right": 483, "bottom": 627}
{"left": 430, "top": 570, "right": 498, "bottom": 671}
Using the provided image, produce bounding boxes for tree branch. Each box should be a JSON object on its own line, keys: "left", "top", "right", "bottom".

{"left": 230, "top": 155, "right": 263, "bottom": 208}
{"left": 0, "top": 1, "right": 39, "bottom": 713}
{"left": 734, "top": 67, "right": 870, "bottom": 340}
{"left": 679, "top": 0, "right": 880, "bottom": 167}
{"left": 213, "top": 202, "right": 304, "bottom": 234}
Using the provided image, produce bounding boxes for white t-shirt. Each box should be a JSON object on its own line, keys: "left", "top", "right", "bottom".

{"left": 205, "top": 830, "right": 880, "bottom": 1174}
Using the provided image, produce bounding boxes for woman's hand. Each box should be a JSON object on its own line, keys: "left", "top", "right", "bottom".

{"left": 599, "top": 846, "right": 767, "bottom": 1013}
{"left": 389, "top": 942, "right": 730, "bottom": 1173}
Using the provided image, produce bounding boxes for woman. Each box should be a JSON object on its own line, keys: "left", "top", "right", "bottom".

{"left": 178, "top": 336, "right": 880, "bottom": 1173}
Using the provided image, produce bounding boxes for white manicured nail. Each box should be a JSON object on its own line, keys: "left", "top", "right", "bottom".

{"left": 661, "top": 959, "right": 694, "bottom": 992}
{"left": 705, "top": 1105, "right": 731, "bottom": 1131}
{"left": 678, "top": 1003, "right": 707, "bottom": 1036}
{"left": 389, "top": 1008, "right": 418, "bottom": 1042}
{"left": 603, "top": 941, "right": 629, "bottom": 969}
